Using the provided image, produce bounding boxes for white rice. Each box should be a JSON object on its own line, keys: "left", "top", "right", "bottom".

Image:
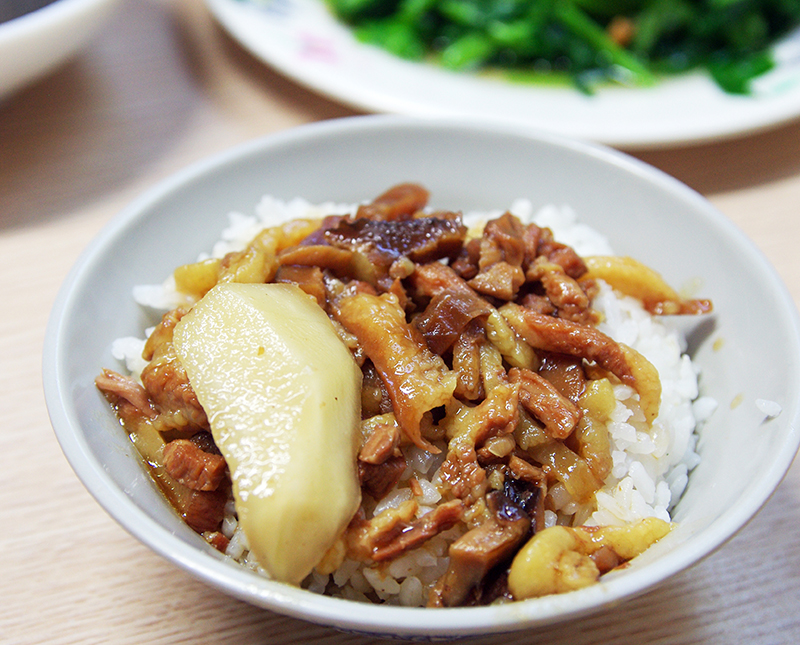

{"left": 115, "top": 195, "right": 715, "bottom": 606}
{"left": 589, "top": 281, "right": 714, "bottom": 525}
{"left": 756, "top": 398, "right": 782, "bottom": 418}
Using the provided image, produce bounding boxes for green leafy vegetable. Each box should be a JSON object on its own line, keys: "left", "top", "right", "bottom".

{"left": 323, "top": 0, "right": 800, "bottom": 93}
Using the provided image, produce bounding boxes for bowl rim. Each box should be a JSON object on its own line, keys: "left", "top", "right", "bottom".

{"left": 43, "top": 114, "right": 800, "bottom": 637}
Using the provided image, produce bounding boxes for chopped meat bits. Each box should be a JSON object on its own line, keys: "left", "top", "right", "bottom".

{"left": 97, "top": 184, "right": 706, "bottom": 604}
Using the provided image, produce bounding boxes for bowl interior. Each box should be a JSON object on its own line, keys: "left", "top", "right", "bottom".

{"left": 44, "top": 116, "right": 800, "bottom": 638}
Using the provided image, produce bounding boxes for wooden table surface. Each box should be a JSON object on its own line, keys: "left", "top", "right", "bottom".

{"left": 3, "top": 1, "right": 800, "bottom": 643}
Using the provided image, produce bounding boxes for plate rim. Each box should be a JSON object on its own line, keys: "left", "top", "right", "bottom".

{"left": 203, "top": 0, "right": 800, "bottom": 149}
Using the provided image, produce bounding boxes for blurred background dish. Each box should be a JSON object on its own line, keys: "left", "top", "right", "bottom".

{"left": 203, "top": 0, "right": 800, "bottom": 149}
{"left": 0, "top": 0, "right": 120, "bottom": 101}
{"left": 43, "top": 116, "right": 800, "bottom": 638}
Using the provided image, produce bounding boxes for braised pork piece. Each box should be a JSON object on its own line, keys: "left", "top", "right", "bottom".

{"left": 97, "top": 184, "right": 711, "bottom": 605}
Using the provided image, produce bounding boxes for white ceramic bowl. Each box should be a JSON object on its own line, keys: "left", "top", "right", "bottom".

{"left": 0, "top": 0, "right": 120, "bottom": 100}
{"left": 43, "top": 116, "right": 800, "bottom": 639}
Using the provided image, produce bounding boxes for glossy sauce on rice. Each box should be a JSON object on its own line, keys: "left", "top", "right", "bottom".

{"left": 103, "top": 187, "right": 715, "bottom": 607}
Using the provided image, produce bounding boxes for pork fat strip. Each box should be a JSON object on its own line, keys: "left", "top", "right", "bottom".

{"left": 508, "top": 367, "right": 583, "bottom": 439}
{"left": 414, "top": 290, "right": 493, "bottom": 356}
{"left": 500, "top": 302, "right": 662, "bottom": 423}
{"left": 335, "top": 291, "right": 457, "bottom": 452}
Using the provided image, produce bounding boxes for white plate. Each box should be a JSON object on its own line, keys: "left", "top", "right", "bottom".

{"left": 205, "top": 0, "right": 800, "bottom": 148}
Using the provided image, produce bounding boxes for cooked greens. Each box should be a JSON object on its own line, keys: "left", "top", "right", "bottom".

{"left": 324, "top": 0, "right": 800, "bottom": 93}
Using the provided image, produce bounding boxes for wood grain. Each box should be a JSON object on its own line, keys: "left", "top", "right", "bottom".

{"left": 2, "top": 1, "right": 798, "bottom": 643}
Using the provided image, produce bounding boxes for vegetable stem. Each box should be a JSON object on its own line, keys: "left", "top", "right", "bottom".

{"left": 553, "top": 0, "right": 657, "bottom": 86}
